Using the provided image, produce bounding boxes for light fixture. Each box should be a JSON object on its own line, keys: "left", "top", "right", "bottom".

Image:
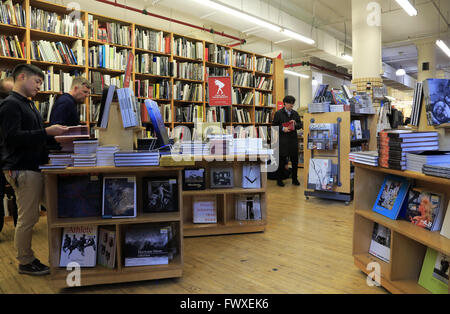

{"left": 341, "top": 53, "right": 353, "bottom": 62}
{"left": 192, "top": 0, "right": 315, "bottom": 45}
{"left": 395, "top": 0, "right": 417, "bottom": 16}
{"left": 396, "top": 68, "right": 406, "bottom": 76}
{"left": 436, "top": 40, "right": 450, "bottom": 58}
{"left": 284, "top": 70, "right": 309, "bottom": 78}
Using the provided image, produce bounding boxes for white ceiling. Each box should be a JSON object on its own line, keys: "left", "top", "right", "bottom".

{"left": 131, "top": 0, "right": 450, "bottom": 78}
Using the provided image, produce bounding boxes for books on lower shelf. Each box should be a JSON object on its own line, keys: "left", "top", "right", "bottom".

{"left": 440, "top": 202, "right": 450, "bottom": 239}
{"left": 406, "top": 151, "right": 450, "bottom": 173}
{"left": 60, "top": 225, "right": 98, "bottom": 267}
{"left": 102, "top": 176, "right": 136, "bottom": 219}
{"left": 418, "top": 247, "right": 449, "bottom": 294}
{"left": 422, "top": 163, "right": 450, "bottom": 179}
{"left": 405, "top": 188, "right": 445, "bottom": 231}
{"left": 236, "top": 194, "right": 261, "bottom": 221}
{"left": 97, "top": 227, "right": 116, "bottom": 269}
{"left": 124, "top": 223, "right": 177, "bottom": 267}
{"left": 368, "top": 223, "right": 391, "bottom": 263}
{"left": 0, "top": 35, "right": 24, "bottom": 58}
{"left": 31, "top": 40, "right": 82, "bottom": 65}
{"left": 193, "top": 195, "right": 217, "bottom": 224}
{"left": 308, "top": 158, "right": 333, "bottom": 191}
{"left": 372, "top": 175, "right": 410, "bottom": 220}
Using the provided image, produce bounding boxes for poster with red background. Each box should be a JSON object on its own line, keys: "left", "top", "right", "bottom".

{"left": 208, "top": 76, "right": 232, "bottom": 106}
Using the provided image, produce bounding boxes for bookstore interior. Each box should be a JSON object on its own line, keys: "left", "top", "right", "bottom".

{"left": 0, "top": 0, "right": 449, "bottom": 296}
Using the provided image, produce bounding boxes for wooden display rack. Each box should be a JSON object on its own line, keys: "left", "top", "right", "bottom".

{"left": 182, "top": 156, "right": 268, "bottom": 237}
{"left": 303, "top": 112, "right": 377, "bottom": 204}
{"left": 352, "top": 164, "right": 450, "bottom": 294}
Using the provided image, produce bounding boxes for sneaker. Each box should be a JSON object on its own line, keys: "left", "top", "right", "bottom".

{"left": 18, "top": 259, "right": 50, "bottom": 276}
{"left": 292, "top": 179, "right": 300, "bottom": 186}
{"left": 277, "top": 180, "right": 285, "bottom": 187}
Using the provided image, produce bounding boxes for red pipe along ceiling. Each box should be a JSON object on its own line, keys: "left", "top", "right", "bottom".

{"left": 95, "top": 0, "right": 246, "bottom": 46}
{"left": 285, "top": 62, "right": 352, "bottom": 81}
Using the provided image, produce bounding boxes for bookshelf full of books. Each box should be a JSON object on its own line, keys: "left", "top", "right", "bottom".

{"left": 0, "top": 0, "right": 283, "bottom": 135}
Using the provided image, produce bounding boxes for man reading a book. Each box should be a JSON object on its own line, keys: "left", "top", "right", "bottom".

{"left": 50, "top": 77, "right": 91, "bottom": 126}
{"left": 0, "top": 64, "right": 68, "bottom": 276}
{"left": 272, "top": 95, "right": 302, "bottom": 187}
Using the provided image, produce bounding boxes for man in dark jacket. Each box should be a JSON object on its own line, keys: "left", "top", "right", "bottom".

{"left": 272, "top": 95, "right": 302, "bottom": 187}
{"left": 49, "top": 77, "right": 91, "bottom": 126}
{"left": 0, "top": 64, "right": 68, "bottom": 275}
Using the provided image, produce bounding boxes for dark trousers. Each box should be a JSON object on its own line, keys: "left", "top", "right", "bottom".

{"left": 278, "top": 153, "right": 298, "bottom": 181}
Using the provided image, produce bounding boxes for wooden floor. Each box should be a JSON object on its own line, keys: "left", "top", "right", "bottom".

{"left": 0, "top": 170, "right": 388, "bottom": 294}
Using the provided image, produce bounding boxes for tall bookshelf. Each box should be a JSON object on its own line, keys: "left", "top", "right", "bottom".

{"left": 0, "top": 0, "right": 284, "bottom": 136}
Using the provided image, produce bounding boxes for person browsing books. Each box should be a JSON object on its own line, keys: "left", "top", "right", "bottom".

{"left": 0, "top": 64, "right": 69, "bottom": 276}
{"left": 272, "top": 95, "right": 302, "bottom": 187}
{"left": 49, "top": 77, "right": 91, "bottom": 126}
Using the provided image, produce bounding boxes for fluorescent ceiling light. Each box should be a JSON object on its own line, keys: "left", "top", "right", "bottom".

{"left": 284, "top": 70, "right": 309, "bottom": 78}
{"left": 395, "top": 0, "right": 417, "bottom": 16}
{"left": 396, "top": 68, "right": 406, "bottom": 76}
{"left": 192, "top": 0, "right": 315, "bottom": 45}
{"left": 341, "top": 54, "right": 353, "bottom": 62}
{"left": 436, "top": 40, "right": 450, "bottom": 58}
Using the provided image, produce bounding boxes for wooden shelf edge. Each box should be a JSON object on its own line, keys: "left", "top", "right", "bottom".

{"left": 184, "top": 222, "right": 265, "bottom": 237}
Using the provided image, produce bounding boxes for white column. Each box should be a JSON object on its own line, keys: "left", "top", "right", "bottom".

{"left": 415, "top": 38, "right": 436, "bottom": 82}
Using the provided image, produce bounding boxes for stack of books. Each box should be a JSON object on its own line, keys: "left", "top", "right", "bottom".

{"left": 406, "top": 151, "right": 450, "bottom": 172}
{"left": 96, "top": 145, "right": 120, "bottom": 166}
{"left": 72, "top": 154, "right": 97, "bottom": 167}
{"left": 422, "top": 163, "right": 450, "bottom": 179}
{"left": 114, "top": 151, "right": 160, "bottom": 167}
{"left": 39, "top": 153, "right": 73, "bottom": 169}
{"left": 349, "top": 151, "right": 378, "bottom": 166}
{"left": 73, "top": 139, "right": 99, "bottom": 155}
{"left": 378, "top": 131, "right": 439, "bottom": 170}
{"left": 308, "top": 102, "right": 331, "bottom": 113}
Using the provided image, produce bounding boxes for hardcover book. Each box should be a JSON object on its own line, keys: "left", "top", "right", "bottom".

{"left": 236, "top": 194, "right": 261, "bottom": 221}
{"left": 182, "top": 167, "right": 206, "bottom": 190}
{"left": 368, "top": 223, "right": 391, "bottom": 263}
{"left": 210, "top": 167, "right": 234, "bottom": 188}
{"left": 418, "top": 247, "right": 449, "bottom": 294}
{"left": 372, "top": 175, "right": 410, "bottom": 220}
{"left": 102, "top": 176, "right": 137, "bottom": 218}
{"left": 242, "top": 164, "right": 261, "bottom": 189}
{"left": 423, "top": 78, "right": 450, "bottom": 126}
{"left": 57, "top": 175, "right": 102, "bottom": 218}
{"left": 60, "top": 225, "right": 98, "bottom": 267}
{"left": 404, "top": 188, "right": 445, "bottom": 231}
{"left": 143, "top": 177, "right": 178, "bottom": 213}
{"left": 124, "top": 224, "right": 170, "bottom": 267}
{"left": 193, "top": 195, "right": 217, "bottom": 224}
{"left": 308, "top": 158, "right": 333, "bottom": 191}
{"left": 97, "top": 227, "right": 116, "bottom": 269}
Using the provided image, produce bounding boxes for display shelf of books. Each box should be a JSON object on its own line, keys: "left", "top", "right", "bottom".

{"left": 43, "top": 165, "right": 184, "bottom": 288}
{"left": 181, "top": 159, "right": 267, "bottom": 237}
{"left": 352, "top": 163, "right": 450, "bottom": 294}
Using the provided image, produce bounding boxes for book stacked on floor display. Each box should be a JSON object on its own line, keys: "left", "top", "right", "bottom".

{"left": 72, "top": 154, "right": 97, "bottom": 167}
{"left": 96, "top": 145, "right": 120, "bottom": 167}
{"left": 349, "top": 151, "right": 378, "bottom": 166}
{"left": 40, "top": 153, "right": 73, "bottom": 169}
{"left": 378, "top": 130, "right": 439, "bottom": 170}
{"left": 422, "top": 163, "right": 450, "bottom": 179}
{"left": 406, "top": 151, "right": 450, "bottom": 172}
{"left": 114, "top": 150, "right": 160, "bottom": 167}
{"left": 308, "top": 102, "right": 331, "bottom": 113}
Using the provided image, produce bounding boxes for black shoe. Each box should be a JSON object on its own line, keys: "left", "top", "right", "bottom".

{"left": 292, "top": 179, "right": 300, "bottom": 186}
{"left": 277, "top": 180, "right": 285, "bottom": 187}
{"left": 18, "top": 259, "right": 50, "bottom": 276}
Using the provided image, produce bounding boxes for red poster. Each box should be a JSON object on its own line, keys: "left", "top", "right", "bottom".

{"left": 208, "top": 76, "right": 232, "bottom": 106}
{"left": 277, "top": 101, "right": 284, "bottom": 111}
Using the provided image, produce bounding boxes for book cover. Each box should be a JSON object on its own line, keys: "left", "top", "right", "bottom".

{"left": 124, "top": 224, "right": 170, "bottom": 267}
{"left": 242, "top": 163, "right": 261, "bottom": 189}
{"left": 405, "top": 188, "right": 444, "bottom": 231}
{"left": 282, "top": 120, "right": 295, "bottom": 132}
{"left": 368, "top": 223, "right": 391, "bottom": 263}
{"left": 308, "top": 158, "right": 333, "bottom": 191}
{"left": 372, "top": 175, "right": 410, "bottom": 220}
{"left": 57, "top": 175, "right": 102, "bottom": 218}
{"left": 210, "top": 167, "right": 234, "bottom": 188}
{"left": 440, "top": 202, "right": 450, "bottom": 239}
{"left": 193, "top": 195, "right": 217, "bottom": 224}
{"left": 423, "top": 78, "right": 450, "bottom": 126}
{"left": 60, "top": 225, "right": 98, "bottom": 267}
{"left": 102, "top": 176, "right": 136, "bottom": 218}
{"left": 182, "top": 167, "right": 206, "bottom": 190}
{"left": 143, "top": 177, "right": 178, "bottom": 213}
{"left": 236, "top": 194, "right": 261, "bottom": 221}
{"left": 418, "top": 247, "right": 449, "bottom": 294}
{"left": 97, "top": 226, "right": 116, "bottom": 269}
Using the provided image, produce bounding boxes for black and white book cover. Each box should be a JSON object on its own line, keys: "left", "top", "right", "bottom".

{"left": 368, "top": 223, "right": 391, "bottom": 263}
{"left": 242, "top": 164, "right": 261, "bottom": 189}
{"left": 143, "top": 177, "right": 178, "bottom": 213}
{"left": 60, "top": 225, "right": 98, "bottom": 267}
{"left": 124, "top": 224, "right": 170, "bottom": 267}
{"left": 210, "top": 167, "right": 234, "bottom": 188}
{"left": 102, "top": 176, "right": 137, "bottom": 218}
{"left": 236, "top": 195, "right": 261, "bottom": 221}
{"left": 182, "top": 167, "right": 206, "bottom": 190}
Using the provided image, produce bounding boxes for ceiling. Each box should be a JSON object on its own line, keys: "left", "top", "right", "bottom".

{"left": 132, "top": 0, "right": 450, "bottom": 80}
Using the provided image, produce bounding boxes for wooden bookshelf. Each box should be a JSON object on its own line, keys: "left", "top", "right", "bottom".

{"left": 181, "top": 157, "right": 267, "bottom": 237}
{"left": 352, "top": 163, "right": 450, "bottom": 294}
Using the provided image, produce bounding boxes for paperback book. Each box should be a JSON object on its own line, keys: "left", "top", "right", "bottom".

{"left": 97, "top": 227, "right": 116, "bottom": 269}
{"left": 236, "top": 194, "right": 262, "bottom": 221}
{"left": 372, "top": 175, "right": 410, "bottom": 220}
{"left": 418, "top": 247, "right": 449, "bottom": 294}
{"left": 60, "top": 225, "right": 98, "bottom": 267}
{"left": 102, "top": 176, "right": 136, "bottom": 218}
{"left": 368, "top": 223, "right": 391, "bottom": 263}
{"left": 404, "top": 188, "right": 445, "bottom": 231}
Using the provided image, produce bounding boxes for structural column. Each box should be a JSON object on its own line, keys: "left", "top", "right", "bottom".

{"left": 299, "top": 67, "right": 313, "bottom": 111}
{"left": 415, "top": 38, "right": 437, "bottom": 82}
{"left": 351, "top": 0, "right": 383, "bottom": 94}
